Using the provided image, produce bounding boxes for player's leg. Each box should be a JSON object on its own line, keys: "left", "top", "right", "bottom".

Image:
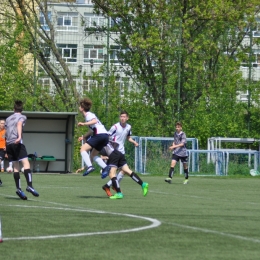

{"left": 182, "top": 157, "right": 189, "bottom": 184}
{"left": 0, "top": 159, "right": 2, "bottom": 185}
{"left": 13, "top": 161, "right": 27, "bottom": 200}
{"left": 109, "top": 167, "right": 123, "bottom": 199}
{"left": 92, "top": 154, "right": 111, "bottom": 179}
{"left": 104, "top": 169, "right": 125, "bottom": 193}
{"left": 121, "top": 164, "right": 149, "bottom": 196}
{"left": 20, "top": 157, "right": 39, "bottom": 197}
{"left": 0, "top": 150, "right": 5, "bottom": 185}
{"left": 165, "top": 155, "right": 178, "bottom": 184}
{"left": 80, "top": 143, "right": 94, "bottom": 175}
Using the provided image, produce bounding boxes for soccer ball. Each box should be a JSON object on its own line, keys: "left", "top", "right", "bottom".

{"left": 6, "top": 167, "right": 13, "bottom": 173}
{"left": 250, "top": 169, "right": 259, "bottom": 176}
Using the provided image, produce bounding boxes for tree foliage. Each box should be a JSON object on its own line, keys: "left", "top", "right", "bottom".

{"left": 1, "top": 0, "right": 260, "bottom": 153}
{"left": 91, "top": 0, "right": 260, "bottom": 145}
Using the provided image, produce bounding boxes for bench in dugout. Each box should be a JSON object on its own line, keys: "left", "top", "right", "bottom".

{"left": 28, "top": 155, "right": 56, "bottom": 172}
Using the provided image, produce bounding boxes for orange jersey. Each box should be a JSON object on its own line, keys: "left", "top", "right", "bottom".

{"left": 0, "top": 129, "right": 6, "bottom": 149}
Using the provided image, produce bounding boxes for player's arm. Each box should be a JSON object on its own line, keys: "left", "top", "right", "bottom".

{"left": 78, "top": 118, "right": 97, "bottom": 126}
{"left": 127, "top": 136, "right": 139, "bottom": 147}
{"left": 15, "top": 121, "right": 23, "bottom": 144}
{"left": 78, "top": 129, "right": 93, "bottom": 142}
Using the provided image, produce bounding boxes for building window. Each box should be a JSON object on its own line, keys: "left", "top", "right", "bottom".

{"left": 57, "top": 12, "right": 78, "bottom": 31}
{"left": 252, "top": 18, "right": 260, "bottom": 37}
{"left": 84, "top": 13, "right": 106, "bottom": 28}
{"left": 82, "top": 80, "right": 100, "bottom": 92}
{"left": 83, "top": 45, "right": 104, "bottom": 63}
{"left": 241, "top": 52, "right": 260, "bottom": 68}
{"left": 40, "top": 43, "right": 51, "bottom": 61}
{"left": 40, "top": 11, "right": 51, "bottom": 31}
{"left": 115, "top": 79, "right": 129, "bottom": 96}
{"left": 57, "top": 44, "right": 77, "bottom": 63}
{"left": 38, "top": 78, "right": 51, "bottom": 89}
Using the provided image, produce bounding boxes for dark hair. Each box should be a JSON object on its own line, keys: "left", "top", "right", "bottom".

{"left": 120, "top": 110, "right": 128, "bottom": 116}
{"left": 79, "top": 98, "right": 92, "bottom": 112}
{"left": 175, "top": 121, "right": 182, "bottom": 127}
{"left": 14, "top": 100, "right": 23, "bottom": 112}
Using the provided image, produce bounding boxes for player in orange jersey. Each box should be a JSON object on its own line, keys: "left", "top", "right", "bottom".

{"left": 0, "top": 119, "right": 6, "bottom": 185}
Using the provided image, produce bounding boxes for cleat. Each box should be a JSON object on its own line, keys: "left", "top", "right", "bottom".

{"left": 26, "top": 186, "right": 39, "bottom": 197}
{"left": 16, "top": 189, "right": 27, "bottom": 200}
{"left": 110, "top": 192, "right": 124, "bottom": 199}
{"left": 0, "top": 179, "right": 2, "bottom": 186}
{"left": 101, "top": 165, "right": 111, "bottom": 179}
{"left": 83, "top": 166, "right": 95, "bottom": 176}
{"left": 183, "top": 179, "right": 189, "bottom": 184}
{"left": 165, "top": 177, "right": 172, "bottom": 184}
{"left": 142, "top": 182, "right": 149, "bottom": 196}
{"left": 102, "top": 185, "right": 112, "bottom": 197}
{"left": 1, "top": 168, "right": 4, "bottom": 172}
{"left": 112, "top": 186, "right": 123, "bottom": 193}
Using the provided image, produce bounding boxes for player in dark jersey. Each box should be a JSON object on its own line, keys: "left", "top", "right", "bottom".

{"left": 100, "top": 141, "right": 149, "bottom": 199}
{"left": 5, "top": 100, "right": 39, "bottom": 200}
{"left": 165, "top": 122, "right": 189, "bottom": 184}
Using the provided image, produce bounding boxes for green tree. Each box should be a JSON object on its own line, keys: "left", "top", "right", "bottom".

{"left": 91, "top": 0, "right": 260, "bottom": 141}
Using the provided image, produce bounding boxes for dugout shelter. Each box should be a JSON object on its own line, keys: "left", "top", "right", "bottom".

{"left": 0, "top": 111, "right": 77, "bottom": 173}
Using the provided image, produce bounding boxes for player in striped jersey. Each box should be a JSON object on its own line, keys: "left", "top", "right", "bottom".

{"left": 165, "top": 122, "right": 189, "bottom": 184}
{"left": 101, "top": 111, "right": 139, "bottom": 196}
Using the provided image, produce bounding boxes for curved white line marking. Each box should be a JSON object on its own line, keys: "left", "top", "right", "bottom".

{"left": 1, "top": 204, "right": 161, "bottom": 241}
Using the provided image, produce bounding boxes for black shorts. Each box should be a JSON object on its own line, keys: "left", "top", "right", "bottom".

{"left": 86, "top": 134, "right": 109, "bottom": 151}
{"left": 172, "top": 154, "right": 188, "bottom": 163}
{"left": 6, "top": 143, "right": 28, "bottom": 162}
{"left": 0, "top": 149, "right": 5, "bottom": 160}
{"left": 107, "top": 150, "right": 127, "bottom": 169}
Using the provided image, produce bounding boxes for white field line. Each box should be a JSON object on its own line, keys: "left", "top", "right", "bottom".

{"left": 164, "top": 221, "right": 260, "bottom": 243}
{"left": 0, "top": 204, "right": 161, "bottom": 241}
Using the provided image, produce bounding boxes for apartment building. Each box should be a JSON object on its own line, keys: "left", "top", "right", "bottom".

{"left": 39, "top": 0, "right": 126, "bottom": 95}
{"left": 39, "top": 1, "right": 260, "bottom": 102}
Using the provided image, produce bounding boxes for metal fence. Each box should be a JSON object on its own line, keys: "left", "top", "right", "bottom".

{"left": 127, "top": 137, "right": 260, "bottom": 176}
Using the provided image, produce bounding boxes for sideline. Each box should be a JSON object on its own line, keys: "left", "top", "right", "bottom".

{"left": 164, "top": 221, "right": 260, "bottom": 243}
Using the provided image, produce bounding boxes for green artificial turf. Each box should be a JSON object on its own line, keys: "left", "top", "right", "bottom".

{"left": 0, "top": 173, "right": 259, "bottom": 260}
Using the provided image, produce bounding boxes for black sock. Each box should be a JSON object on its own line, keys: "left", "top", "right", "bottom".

{"left": 111, "top": 177, "right": 121, "bottom": 193}
{"left": 24, "top": 169, "right": 32, "bottom": 187}
{"left": 130, "top": 172, "right": 143, "bottom": 186}
{"left": 184, "top": 168, "right": 189, "bottom": 179}
{"left": 169, "top": 167, "right": 174, "bottom": 178}
{"left": 13, "top": 172, "right": 20, "bottom": 190}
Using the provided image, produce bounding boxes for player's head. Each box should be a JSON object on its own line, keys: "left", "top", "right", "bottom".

{"left": 175, "top": 122, "right": 182, "bottom": 132}
{"left": 119, "top": 110, "right": 129, "bottom": 124}
{"left": 14, "top": 100, "right": 23, "bottom": 113}
{"left": 79, "top": 98, "right": 92, "bottom": 112}
{"left": 0, "top": 119, "right": 5, "bottom": 130}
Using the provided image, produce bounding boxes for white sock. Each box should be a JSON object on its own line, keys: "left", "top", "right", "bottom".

{"left": 9, "top": 162, "right": 13, "bottom": 167}
{"left": 93, "top": 156, "right": 107, "bottom": 169}
{"left": 1, "top": 161, "right": 3, "bottom": 169}
{"left": 117, "top": 171, "right": 124, "bottom": 183}
{"left": 81, "top": 151, "right": 92, "bottom": 168}
{"left": 106, "top": 179, "right": 112, "bottom": 187}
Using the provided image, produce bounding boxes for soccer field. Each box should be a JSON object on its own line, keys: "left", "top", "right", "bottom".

{"left": 0, "top": 173, "right": 259, "bottom": 260}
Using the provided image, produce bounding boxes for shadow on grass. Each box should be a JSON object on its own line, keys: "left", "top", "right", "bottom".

{"left": 78, "top": 195, "right": 108, "bottom": 199}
